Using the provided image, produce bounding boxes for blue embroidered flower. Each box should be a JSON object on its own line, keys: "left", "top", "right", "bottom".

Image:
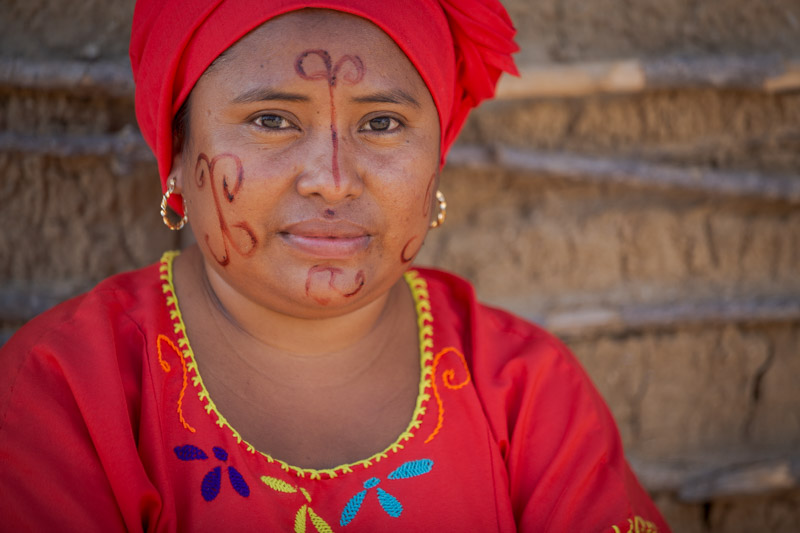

{"left": 340, "top": 459, "right": 433, "bottom": 526}
{"left": 174, "top": 444, "right": 250, "bottom": 501}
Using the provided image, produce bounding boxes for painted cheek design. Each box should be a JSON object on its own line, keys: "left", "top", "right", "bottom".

{"left": 400, "top": 236, "right": 423, "bottom": 264}
{"left": 294, "top": 49, "right": 365, "bottom": 190}
{"left": 194, "top": 153, "right": 258, "bottom": 266}
{"left": 423, "top": 173, "right": 436, "bottom": 218}
{"left": 400, "top": 174, "right": 436, "bottom": 264}
{"left": 305, "top": 266, "right": 365, "bottom": 305}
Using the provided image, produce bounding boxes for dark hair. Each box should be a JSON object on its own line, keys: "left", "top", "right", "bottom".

{"left": 172, "top": 97, "right": 191, "bottom": 152}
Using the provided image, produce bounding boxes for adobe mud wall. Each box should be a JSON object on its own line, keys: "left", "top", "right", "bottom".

{"left": 2, "top": 1, "right": 799, "bottom": 531}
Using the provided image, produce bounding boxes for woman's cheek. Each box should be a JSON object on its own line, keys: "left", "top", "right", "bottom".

{"left": 422, "top": 172, "right": 436, "bottom": 219}
{"left": 188, "top": 151, "right": 260, "bottom": 267}
{"left": 397, "top": 174, "right": 435, "bottom": 264}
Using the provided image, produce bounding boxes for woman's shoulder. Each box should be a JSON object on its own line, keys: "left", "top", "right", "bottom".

{"left": 0, "top": 258, "right": 171, "bottom": 529}
{"left": 412, "top": 266, "right": 606, "bottom": 427}
{"left": 4, "top": 260, "right": 163, "bottom": 348}
{"left": 0, "top": 258, "right": 168, "bottom": 397}
{"left": 412, "top": 265, "right": 575, "bottom": 367}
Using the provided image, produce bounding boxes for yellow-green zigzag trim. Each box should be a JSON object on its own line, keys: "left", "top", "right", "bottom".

{"left": 160, "top": 251, "right": 435, "bottom": 480}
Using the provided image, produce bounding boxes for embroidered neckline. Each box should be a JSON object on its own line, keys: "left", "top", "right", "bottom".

{"left": 159, "top": 251, "right": 435, "bottom": 480}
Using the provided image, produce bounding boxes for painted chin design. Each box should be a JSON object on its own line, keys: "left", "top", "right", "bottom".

{"left": 305, "top": 266, "right": 365, "bottom": 305}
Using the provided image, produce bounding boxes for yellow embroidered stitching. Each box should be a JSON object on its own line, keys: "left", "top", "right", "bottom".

{"left": 424, "top": 347, "right": 471, "bottom": 444}
{"left": 160, "top": 251, "right": 435, "bottom": 479}
{"left": 261, "top": 476, "right": 334, "bottom": 533}
{"left": 611, "top": 516, "right": 660, "bottom": 533}
{"left": 156, "top": 333, "right": 196, "bottom": 433}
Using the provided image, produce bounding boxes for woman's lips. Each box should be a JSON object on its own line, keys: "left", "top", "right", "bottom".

{"left": 279, "top": 220, "right": 371, "bottom": 259}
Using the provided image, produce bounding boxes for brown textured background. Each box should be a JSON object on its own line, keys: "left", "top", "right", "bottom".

{"left": 1, "top": 1, "right": 799, "bottom": 530}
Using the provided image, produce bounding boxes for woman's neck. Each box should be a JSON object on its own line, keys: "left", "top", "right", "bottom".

{"left": 171, "top": 246, "right": 421, "bottom": 468}
{"left": 175, "top": 245, "right": 408, "bottom": 361}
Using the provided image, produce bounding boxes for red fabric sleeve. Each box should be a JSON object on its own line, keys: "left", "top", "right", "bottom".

{"left": 481, "top": 309, "right": 670, "bottom": 533}
{"left": 0, "top": 288, "right": 161, "bottom": 531}
{"left": 420, "top": 268, "right": 670, "bottom": 532}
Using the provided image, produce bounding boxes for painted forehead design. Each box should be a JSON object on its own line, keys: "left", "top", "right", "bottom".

{"left": 130, "top": 0, "right": 518, "bottom": 216}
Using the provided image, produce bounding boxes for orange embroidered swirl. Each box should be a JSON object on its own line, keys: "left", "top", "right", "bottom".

{"left": 157, "top": 334, "right": 196, "bottom": 433}
{"left": 424, "top": 347, "right": 471, "bottom": 444}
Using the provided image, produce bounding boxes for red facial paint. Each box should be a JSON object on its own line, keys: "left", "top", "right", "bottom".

{"left": 305, "top": 265, "right": 338, "bottom": 305}
{"left": 305, "top": 265, "right": 365, "bottom": 303}
{"left": 423, "top": 173, "right": 436, "bottom": 217}
{"left": 401, "top": 236, "right": 422, "bottom": 264}
{"left": 194, "top": 153, "right": 257, "bottom": 266}
{"left": 343, "top": 270, "right": 365, "bottom": 297}
{"left": 295, "top": 50, "right": 365, "bottom": 190}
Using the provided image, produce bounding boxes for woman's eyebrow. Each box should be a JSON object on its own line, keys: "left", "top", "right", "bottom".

{"left": 232, "top": 87, "right": 310, "bottom": 104}
{"left": 351, "top": 89, "right": 421, "bottom": 108}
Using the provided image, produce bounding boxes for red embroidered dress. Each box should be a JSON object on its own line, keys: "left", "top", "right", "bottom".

{"left": 0, "top": 252, "right": 669, "bottom": 532}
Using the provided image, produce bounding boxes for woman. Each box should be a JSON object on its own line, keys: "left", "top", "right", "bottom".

{"left": 0, "top": 0, "right": 670, "bottom": 531}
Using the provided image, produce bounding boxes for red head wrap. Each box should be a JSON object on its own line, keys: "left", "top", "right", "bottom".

{"left": 130, "top": 0, "right": 518, "bottom": 215}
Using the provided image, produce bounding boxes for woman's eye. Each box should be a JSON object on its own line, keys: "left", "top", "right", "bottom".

{"left": 362, "top": 116, "right": 401, "bottom": 132}
{"left": 254, "top": 114, "right": 292, "bottom": 129}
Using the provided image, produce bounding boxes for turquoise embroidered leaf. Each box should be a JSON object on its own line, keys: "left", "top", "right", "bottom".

{"left": 340, "top": 489, "right": 368, "bottom": 526}
{"left": 387, "top": 459, "right": 433, "bottom": 480}
{"left": 376, "top": 488, "right": 403, "bottom": 517}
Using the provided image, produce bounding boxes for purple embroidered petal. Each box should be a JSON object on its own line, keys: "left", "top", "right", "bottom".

{"left": 227, "top": 466, "right": 250, "bottom": 497}
{"left": 201, "top": 466, "right": 222, "bottom": 501}
{"left": 340, "top": 489, "right": 367, "bottom": 527}
{"left": 376, "top": 488, "right": 403, "bottom": 518}
{"left": 173, "top": 444, "right": 208, "bottom": 461}
{"left": 387, "top": 459, "right": 433, "bottom": 479}
{"left": 212, "top": 446, "right": 228, "bottom": 461}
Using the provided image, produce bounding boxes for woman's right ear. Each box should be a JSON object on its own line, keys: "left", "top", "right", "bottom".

{"left": 169, "top": 148, "right": 186, "bottom": 194}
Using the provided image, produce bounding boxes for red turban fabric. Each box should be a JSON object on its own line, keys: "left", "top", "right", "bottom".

{"left": 130, "top": 0, "right": 518, "bottom": 215}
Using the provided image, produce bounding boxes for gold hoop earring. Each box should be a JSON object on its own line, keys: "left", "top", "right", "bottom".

{"left": 429, "top": 190, "right": 447, "bottom": 229}
{"left": 160, "top": 175, "right": 188, "bottom": 231}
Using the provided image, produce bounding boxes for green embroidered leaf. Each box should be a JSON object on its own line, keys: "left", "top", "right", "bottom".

{"left": 294, "top": 505, "right": 307, "bottom": 533}
{"left": 308, "top": 507, "right": 333, "bottom": 533}
{"left": 261, "top": 475, "right": 297, "bottom": 494}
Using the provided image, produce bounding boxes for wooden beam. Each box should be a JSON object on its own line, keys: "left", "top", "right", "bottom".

{"left": 447, "top": 144, "right": 800, "bottom": 206}
{"left": 3, "top": 278, "right": 798, "bottom": 338}
{"left": 0, "top": 57, "right": 133, "bottom": 97}
{"left": 0, "top": 129, "right": 152, "bottom": 162}
{"left": 2, "top": 55, "right": 798, "bottom": 99}
{"left": 0, "top": 283, "right": 87, "bottom": 323}
{"left": 3, "top": 131, "right": 798, "bottom": 205}
{"left": 2, "top": 131, "right": 797, "bottom": 206}
{"left": 496, "top": 55, "right": 800, "bottom": 99}
{"left": 630, "top": 454, "right": 800, "bottom": 500}
{"left": 538, "top": 297, "right": 800, "bottom": 340}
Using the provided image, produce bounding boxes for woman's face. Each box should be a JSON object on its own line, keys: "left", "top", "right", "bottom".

{"left": 175, "top": 9, "right": 440, "bottom": 318}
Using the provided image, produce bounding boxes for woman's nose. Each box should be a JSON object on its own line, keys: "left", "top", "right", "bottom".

{"left": 295, "top": 129, "right": 364, "bottom": 203}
